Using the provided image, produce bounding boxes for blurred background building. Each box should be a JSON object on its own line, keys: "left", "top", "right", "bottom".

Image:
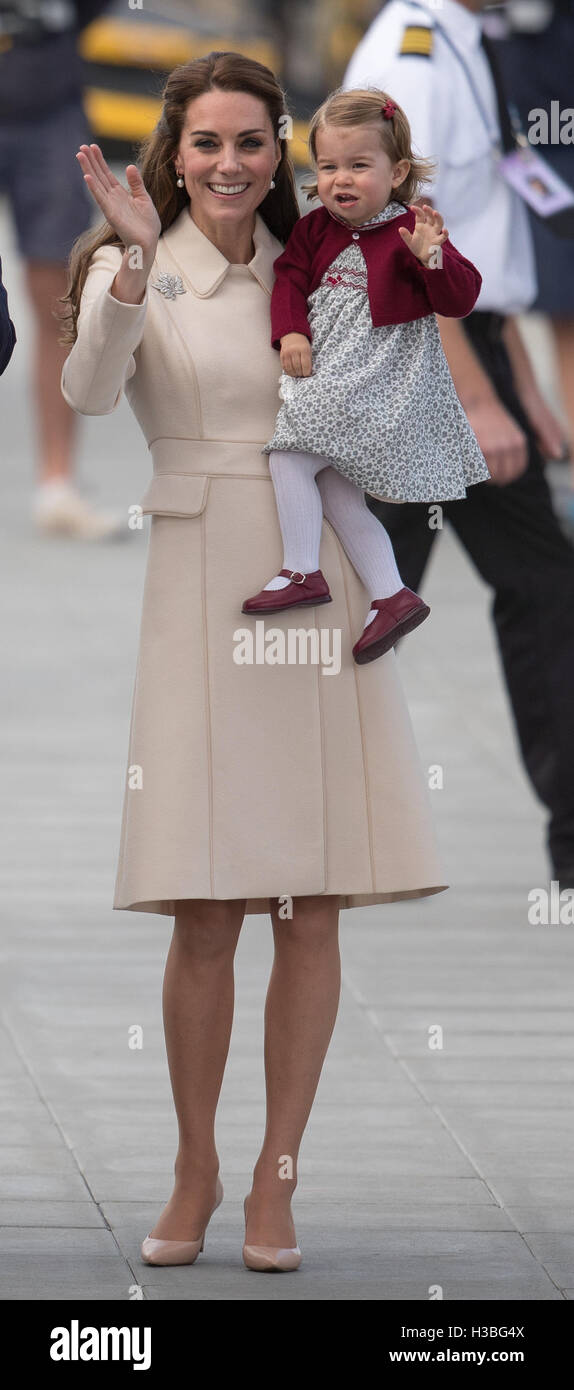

{"left": 78, "top": 0, "right": 384, "bottom": 166}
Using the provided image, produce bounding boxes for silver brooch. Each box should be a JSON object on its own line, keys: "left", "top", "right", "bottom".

{"left": 151, "top": 272, "right": 186, "bottom": 300}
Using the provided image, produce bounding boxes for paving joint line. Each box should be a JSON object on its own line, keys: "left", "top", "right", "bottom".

{"left": 341, "top": 971, "right": 566, "bottom": 1298}
{"left": 1, "top": 1008, "right": 148, "bottom": 1299}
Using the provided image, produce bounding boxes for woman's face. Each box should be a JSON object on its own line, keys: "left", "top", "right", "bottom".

{"left": 174, "top": 89, "right": 281, "bottom": 231}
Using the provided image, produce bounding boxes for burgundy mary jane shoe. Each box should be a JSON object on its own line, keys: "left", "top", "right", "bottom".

{"left": 352, "top": 587, "right": 430, "bottom": 664}
{"left": 242, "top": 569, "right": 332, "bottom": 615}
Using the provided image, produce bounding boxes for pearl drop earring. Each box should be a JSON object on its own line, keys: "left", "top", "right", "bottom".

{"left": 270, "top": 176, "right": 276, "bottom": 189}
{"left": 176, "top": 172, "right": 184, "bottom": 187}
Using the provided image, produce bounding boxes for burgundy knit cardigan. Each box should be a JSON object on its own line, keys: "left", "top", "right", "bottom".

{"left": 270, "top": 203, "right": 482, "bottom": 350}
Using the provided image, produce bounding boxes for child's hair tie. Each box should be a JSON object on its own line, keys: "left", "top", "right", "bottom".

{"left": 381, "top": 99, "right": 397, "bottom": 120}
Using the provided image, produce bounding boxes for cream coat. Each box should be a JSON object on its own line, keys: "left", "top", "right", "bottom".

{"left": 61, "top": 204, "right": 448, "bottom": 914}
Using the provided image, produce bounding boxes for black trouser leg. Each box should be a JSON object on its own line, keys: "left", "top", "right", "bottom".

{"left": 367, "top": 311, "right": 574, "bottom": 879}
{"left": 366, "top": 495, "right": 438, "bottom": 594}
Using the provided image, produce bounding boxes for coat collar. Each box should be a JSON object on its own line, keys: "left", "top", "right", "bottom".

{"left": 159, "top": 204, "right": 280, "bottom": 298}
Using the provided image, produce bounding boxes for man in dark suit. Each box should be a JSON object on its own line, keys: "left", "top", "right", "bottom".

{"left": 344, "top": 0, "right": 574, "bottom": 887}
{"left": 0, "top": 253, "right": 15, "bottom": 372}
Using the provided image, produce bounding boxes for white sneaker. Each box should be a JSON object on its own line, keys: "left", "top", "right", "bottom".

{"left": 32, "top": 481, "right": 127, "bottom": 541}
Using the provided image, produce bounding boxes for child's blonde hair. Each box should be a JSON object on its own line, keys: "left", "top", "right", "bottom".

{"left": 301, "top": 87, "right": 436, "bottom": 207}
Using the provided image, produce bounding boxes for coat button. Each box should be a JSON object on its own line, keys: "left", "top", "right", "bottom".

{"left": 352, "top": 232, "right": 359, "bottom": 239}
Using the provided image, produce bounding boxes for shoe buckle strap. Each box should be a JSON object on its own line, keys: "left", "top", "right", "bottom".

{"left": 280, "top": 569, "right": 306, "bottom": 584}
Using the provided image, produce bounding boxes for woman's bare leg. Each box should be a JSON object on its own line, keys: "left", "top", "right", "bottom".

{"left": 149, "top": 898, "right": 246, "bottom": 1240}
{"left": 23, "top": 262, "right": 79, "bottom": 483}
{"left": 245, "top": 893, "right": 341, "bottom": 1247}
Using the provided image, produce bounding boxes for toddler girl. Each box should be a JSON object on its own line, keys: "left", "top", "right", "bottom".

{"left": 242, "top": 87, "right": 491, "bottom": 662}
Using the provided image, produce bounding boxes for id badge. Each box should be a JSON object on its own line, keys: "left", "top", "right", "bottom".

{"left": 499, "top": 143, "right": 574, "bottom": 219}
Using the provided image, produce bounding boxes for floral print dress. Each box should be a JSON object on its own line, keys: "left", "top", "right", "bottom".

{"left": 261, "top": 200, "right": 491, "bottom": 502}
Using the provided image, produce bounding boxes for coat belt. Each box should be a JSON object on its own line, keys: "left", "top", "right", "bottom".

{"left": 149, "top": 437, "right": 272, "bottom": 477}
{"left": 140, "top": 438, "right": 272, "bottom": 516}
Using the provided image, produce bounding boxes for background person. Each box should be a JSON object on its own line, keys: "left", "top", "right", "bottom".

{"left": 0, "top": 0, "right": 122, "bottom": 537}
{"left": 491, "top": 0, "right": 574, "bottom": 510}
{"left": 0, "top": 250, "right": 15, "bottom": 371}
{"left": 343, "top": 0, "right": 574, "bottom": 888}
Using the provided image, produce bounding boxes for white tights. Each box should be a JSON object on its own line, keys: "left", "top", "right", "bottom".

{"left": 265, "top": 449, "right": 404, "bottom": 619}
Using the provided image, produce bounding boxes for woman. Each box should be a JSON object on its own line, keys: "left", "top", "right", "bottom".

{"left": 60, "top": 51, "right": 447, "bottom": 1274}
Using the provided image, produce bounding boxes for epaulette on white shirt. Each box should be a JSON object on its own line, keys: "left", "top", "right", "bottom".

{"left": 341, "top": 0, "right": 537, "bottom": 314}
{"left": 399, "top": 18, "right": 434, "bottom": 59}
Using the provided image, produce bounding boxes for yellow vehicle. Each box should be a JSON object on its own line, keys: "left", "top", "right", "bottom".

{"left": 80, "top": 2, "right": 313, "bottom": 165}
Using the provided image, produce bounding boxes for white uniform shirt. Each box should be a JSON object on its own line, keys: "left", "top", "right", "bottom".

{"left": 342, "top": 0, "right": 537, "bottom": 312}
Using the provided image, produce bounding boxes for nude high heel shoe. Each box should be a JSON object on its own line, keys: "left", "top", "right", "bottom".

{"left": 141, "top": 1175, "right": 224, "bottom": 1266}
{"left": 242, "top": 1192, "right": 302, "bottom": 1272}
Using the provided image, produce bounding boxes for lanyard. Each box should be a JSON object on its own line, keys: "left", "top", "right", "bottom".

{"left": 403, "top": 1, "right": 504, "bottom": 150}
{"left": 403, "top": 2, "right": 574, "bottom": 237}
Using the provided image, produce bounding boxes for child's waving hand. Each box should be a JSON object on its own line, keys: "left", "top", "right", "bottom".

{"left": 398, "top": 204, "right": 449, "bottom": 268}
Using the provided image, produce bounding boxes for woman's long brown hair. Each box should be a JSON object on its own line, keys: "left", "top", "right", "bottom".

{"left": 58, "top": 50, "right": 301, "bottom": 345}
